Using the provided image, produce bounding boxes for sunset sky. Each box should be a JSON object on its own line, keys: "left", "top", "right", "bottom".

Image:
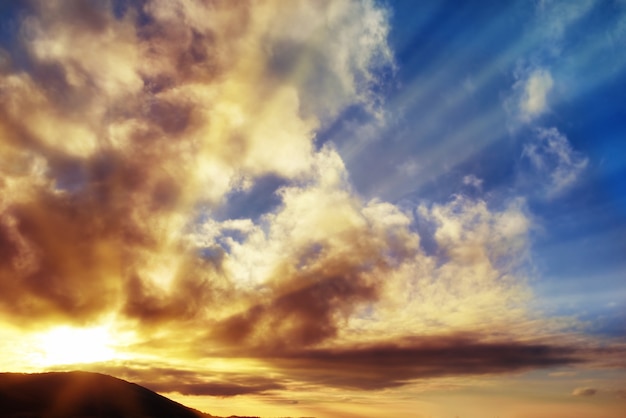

{"left": 0, "top": 1, "right": 625, "bottom": 417}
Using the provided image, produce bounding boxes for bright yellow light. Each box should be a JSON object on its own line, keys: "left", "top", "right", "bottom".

{"left": 31, "top": 325, "right": 120, "bottom": 367}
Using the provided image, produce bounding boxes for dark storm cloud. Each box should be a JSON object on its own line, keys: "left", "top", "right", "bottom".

{"left": 70, "top": 335, "right": 587, "bottom": 395}
{"left": 255, "top": 337, "right": 583, "bottom": 390}
{"left": 211, "top": 274, "right": 378, "bottom": 350}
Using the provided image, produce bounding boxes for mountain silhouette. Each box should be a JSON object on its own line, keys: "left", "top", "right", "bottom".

{"left": 0, "top": 371, "right": 214, "bottom": 418}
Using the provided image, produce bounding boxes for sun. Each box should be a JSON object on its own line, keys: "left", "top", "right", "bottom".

{"left": 31, "top": 325, "right": 122, "bottom": 367}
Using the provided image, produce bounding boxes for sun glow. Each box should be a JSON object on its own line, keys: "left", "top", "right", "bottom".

{"left": 31, "top": 325, "right": 122, "bottom": 367}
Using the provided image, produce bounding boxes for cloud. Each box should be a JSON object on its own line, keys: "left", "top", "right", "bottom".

{"left": 535, "top": 0, "right": 596, "bottom": 56}
{"left": 462, "top": 174, "right": 483, "bottom": 189}
{"left": 549, "top": 371, "right": 577, "bottom": 377}
{"left": 0, "top": 0, "right": 392, "bottom": 327}
{"left": 143, "top": 373, "right": 285, "bottom": 397}
{"left": 196, "top": 189, "right": 536, "bottom": 355}
{"left": 523, "top": 127, "right": 588, "bottom": 197}
{"left": 259, "top": 337, "right": 581, "bottom": 390}
{"left": 0, "top": 0, "right": 606, "bottom": 399}
{"left": 70, "top": 336, "right": 583, "bottom": 393}
{"left": 520, "top": 69, "right": 553, "bottom": 119}
{"left": 263, "top": 0, "right": 394, "bottom": 121}
{"left": 49, "top": 362, "right": 286, "bottom": 397}
{"left": 38, "top": 333, "right": 626, "bottom": 396}
{"left": 507, "top": 68, "right": 554, "bottom": 123}
{"left": 571, "top": 387, "right": 597, "bottom": 397}
{"left": 202, "top": 149, "right": 421, "bottom": 350}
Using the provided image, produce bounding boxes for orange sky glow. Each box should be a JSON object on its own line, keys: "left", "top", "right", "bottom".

{"left": 0, "top": 1, "right": 625, "bottom": 417}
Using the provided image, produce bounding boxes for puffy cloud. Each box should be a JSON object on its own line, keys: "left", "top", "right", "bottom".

{"left": 520, "top": 69, "right": 553, "bottom": 119}
{"left": 363, "top": 196, "right": 533, "bottom": 337}
{"left": 197, "top": 184, "right": 536, "bottom": 353}
{"left": 571, "top": 387, "right": 597, "bottom": 397}
{"left": 463, "top": 174, "right": 483, "bottom": 189}
{"left": 523, "top": 127, "right": 588, "bottom": 197}
{"left": 262, "top": 0, "right": 394, "bottom": 120}
{"left": 507, "top": 68, "right": 554, "bottom": 123}
{"left": 202, "top": 148, "right": 422, "bottom": 351}
{"left": 24, "top": 0, "right": 142, "bottom": 102}
{"left": 0, "top": 0, "right": 392, "bottom": 327}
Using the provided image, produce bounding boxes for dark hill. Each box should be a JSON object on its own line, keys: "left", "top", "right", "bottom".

{"left": 0, "top": 371, "right": 212, "bottom": 418}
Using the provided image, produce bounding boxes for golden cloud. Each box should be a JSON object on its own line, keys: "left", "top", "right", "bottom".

{"left": 0, "top": 0, "right": 605, "bottom": 398}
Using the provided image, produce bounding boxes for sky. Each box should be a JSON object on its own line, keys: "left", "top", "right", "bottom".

{"left": 0, "top": 0, "right": 625, "bottom": 417}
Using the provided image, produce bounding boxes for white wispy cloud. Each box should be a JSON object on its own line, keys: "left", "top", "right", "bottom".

{"left": 462, "top": 174, "right": 483, "bottom": 189}
{"left": 535, "top": 0, "right": 596, "bottom": 55}
{"left": 523, "top": 127, "right": 589, "bottom": 198}
{"left": 520, "top": 69, "right": 553, "bottom": 120}
{"left": 507, "top": 67, "right": 554, "bottom": 124}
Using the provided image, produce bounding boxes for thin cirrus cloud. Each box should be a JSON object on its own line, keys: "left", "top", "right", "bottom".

{"left": 499, "top": 1, "right": 597, "bottom": 204}
{"left": 0, "top": 0, "right": 623, "bottom": 410}
{"left": 523, "top": 127, "right": 589, "bottom": 198}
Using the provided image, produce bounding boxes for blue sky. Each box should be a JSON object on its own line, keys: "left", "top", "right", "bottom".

{"left": 0, "top": 1, "right": 624, "bottom": 417}
{"left": 322, "top": 0, "right": 626, "bottom": 337}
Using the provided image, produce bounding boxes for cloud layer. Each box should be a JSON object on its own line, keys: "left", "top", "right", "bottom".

{"left": 0, "top": 0, "right": 392, "bottom": 326}
{"left": 0, "top": 0, "right": 614, "bottom": 401}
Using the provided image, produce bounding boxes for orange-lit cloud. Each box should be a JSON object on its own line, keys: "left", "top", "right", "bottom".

{"left": 0, "top": 2, "right": 623, "bottom": 413}
{"left": 1, "top": 0, "right": 391, "bottom": 328}
{"left": 572, "top": 387, "right": 597, "bottom": 397}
